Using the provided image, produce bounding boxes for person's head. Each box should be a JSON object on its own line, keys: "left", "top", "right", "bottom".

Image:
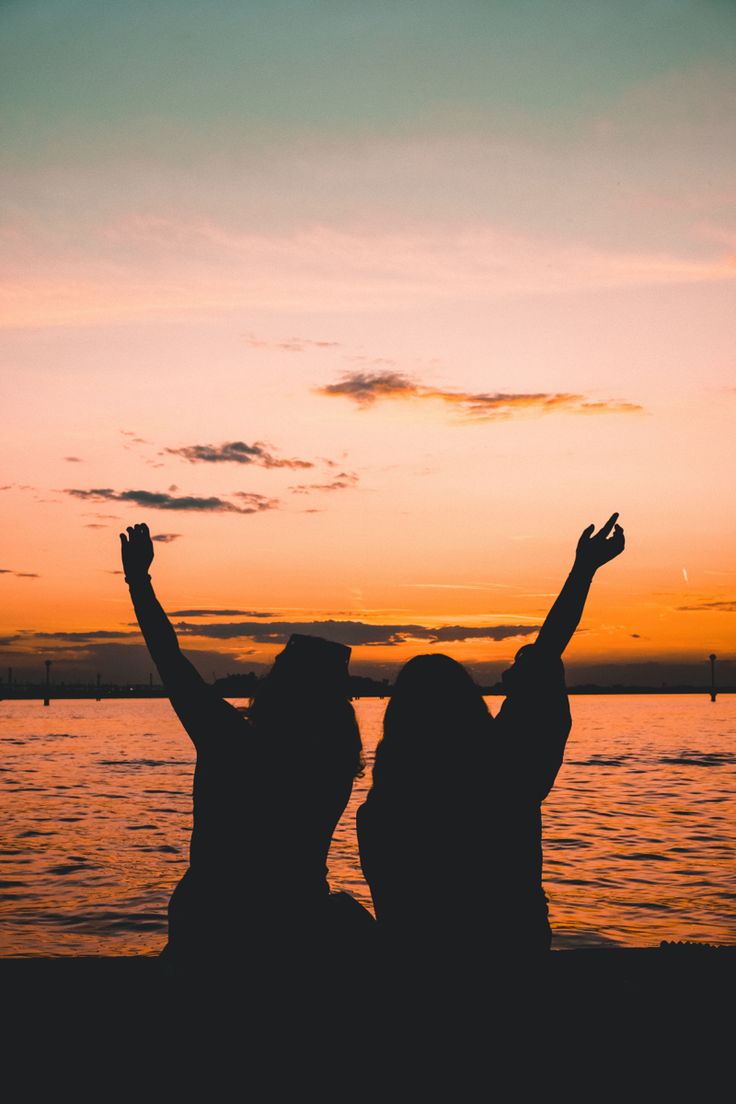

{"left": 369, "top": 653, "right": 490, "bottom": 801}
{"left": 249, "top": 633, "right": 363, "bottom": 796}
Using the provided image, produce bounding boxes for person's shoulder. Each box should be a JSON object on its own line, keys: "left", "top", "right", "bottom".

{"left": 501, "top": 643, "right": 566, "bottom": 694}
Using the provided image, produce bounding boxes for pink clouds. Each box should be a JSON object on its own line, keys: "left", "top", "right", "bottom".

{"left": 2, "top": 217, "right": 735, "bottom": 331}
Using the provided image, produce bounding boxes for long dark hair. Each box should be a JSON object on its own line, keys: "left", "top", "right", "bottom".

{"left": 248, "top": 634, "right": 364, "bottom": 782}
{"left": 368, "top": 653, "right": 491, "bottom": 803}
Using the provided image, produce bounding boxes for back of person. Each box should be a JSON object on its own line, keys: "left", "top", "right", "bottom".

{"left": 357, "top": 646, "right": 572, "bottom": 979}
{"left": 165, "top": 676, "right": 371, "bottom": 976}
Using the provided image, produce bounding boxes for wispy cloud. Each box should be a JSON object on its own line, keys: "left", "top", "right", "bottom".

{"left": 318, "top": 371, "right": 643, "bottom": 420}
{"left": 171, "top": 619, "right": 539, "bottom": 646}
{"left": 65, "top": 488, "right": 277, "bottom": 514}
{"left": 346, "top": 355, "right": 398, "bottom": 368}
{"left": 233, "top": 492, "right": 279, "bottom": 512}
{"left": 6, "top": 222, "right": 734, "bottom": 331}
{"left": 165, "top": 441, "right": 313, "bottom": 470}
{"left": 244, "top": 334, "right": 340, "bottom": 352}
{"left": 289, "top": 472, "right": 359, "bottom": 494}
{"left": 151, "top": 533, "right": 181, "bottom": 543}
{"left": 64, "top": 456, "right": 83, "bottom": 462}
{"left": 12, "top": 629, "right": 140, "bottom": 642}
{"left": 0, "top": 569, "right": 39, "bottom": 579}
{"left": 677, "top": 600, "right": 736, "bottom": 612}
{"left": 398, "top": 582, "right": 511, "bottom": 591}
{"left": 169, "top": 609, "right": 276, "bottom": 618}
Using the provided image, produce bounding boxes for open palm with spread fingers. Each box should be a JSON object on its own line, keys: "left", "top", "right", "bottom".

{"left": 120, "top": 522, "right": 154, "bottom": 582}
{"left": 574, "top": 513, "right": 625, "bottom": 572}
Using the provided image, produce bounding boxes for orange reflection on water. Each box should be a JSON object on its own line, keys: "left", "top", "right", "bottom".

{"left": 1, "top": 695, "right": 734, "bottom": 955}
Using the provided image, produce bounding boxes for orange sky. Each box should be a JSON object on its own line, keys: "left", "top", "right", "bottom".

{"left": 2, "top": 2, "right": 735, "bottom": 683}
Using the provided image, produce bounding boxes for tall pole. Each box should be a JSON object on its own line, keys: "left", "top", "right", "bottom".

{"left": 709, "top": 654, "right": 717, "bottom": 703}
{"left": 44, "top": 659, "right": 52, "bottom": 707}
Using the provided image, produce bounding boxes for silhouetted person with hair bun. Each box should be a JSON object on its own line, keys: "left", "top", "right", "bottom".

{"left": 120, "top": 522, "right": 371, "bottom": 987}
{"left": 357, "top": 514, "right": 625, "bottom": 989}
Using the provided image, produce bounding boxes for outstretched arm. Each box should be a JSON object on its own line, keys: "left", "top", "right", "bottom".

{"left": 120, "top": 523, "right": 235, "bottom": 743}
{"left": 534, "top": 513, "right": 625, "bottom": 659}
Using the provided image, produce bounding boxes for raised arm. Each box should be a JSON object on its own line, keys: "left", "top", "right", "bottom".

{"left": 120, "top": 523, "right": 236, "bottom": 743}
{"left": 534, "top": 513, "right": 625, "bottom": 659}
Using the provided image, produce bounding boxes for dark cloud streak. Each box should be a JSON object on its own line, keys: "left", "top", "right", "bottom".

{"left": 289, "top": 472, "right": 358, "bottom": 494}
{"left": 318, "top": 372, "right": 643, "bottom": 420}
{"left": 171, "top": 619, "right": 539, "bottom": 647}
{"left": 165, "top": 441, "right": 313, "bottom": 470}
{"left": 12, "top": 630, "right": 141, "bottom": 642}
{"left": 65, "top": 488, "right": 277, "bottom": 514}
{"left": 677, "top": 600, "right": 736, "bottom": 612}
{"left": 169, "top": 609, "right": 276, "bottom": 618}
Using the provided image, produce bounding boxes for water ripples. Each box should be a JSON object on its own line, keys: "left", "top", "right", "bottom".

{"left": 1, "top": 695, "right": 735, "bottom": 954}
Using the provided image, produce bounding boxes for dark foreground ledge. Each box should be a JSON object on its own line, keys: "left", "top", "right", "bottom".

{"left": 3, "top": 945, "right": 734, "bottom": 1010}
{"left": 2, "top": 948, "right": 733, "bottom": 1088}
{"left": 3, "top": 943, "right": 734, "bottom": 974}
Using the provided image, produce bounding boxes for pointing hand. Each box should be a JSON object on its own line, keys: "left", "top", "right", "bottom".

{"left": 574, "top": 513, "right": 625, "bottom": 572}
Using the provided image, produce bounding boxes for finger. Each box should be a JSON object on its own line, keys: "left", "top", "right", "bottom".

{"left": 126, "top": 526, "right": 136, "bottom": 538}
{"left": 119, "top": 533, "right": 127, "bottom": 546}
{"left": 596, "top": 512, "right": 619, "bottom": 539}
{"left": 580, "top": 524, "right": 595, "bottom": 539}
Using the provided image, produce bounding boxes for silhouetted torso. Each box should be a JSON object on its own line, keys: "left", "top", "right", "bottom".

{"left": 164, "top": 693, "right": 358, "bottom": 969}
{"left": 357, "top": 646, "right": 571, "bottom": 965}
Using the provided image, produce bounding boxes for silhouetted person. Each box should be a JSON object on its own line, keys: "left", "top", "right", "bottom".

{"left": 357, "top": 513, "right": 625, "bottom": 987}
{"left": 120, "top": 522, "right": 371, "bottom": 985}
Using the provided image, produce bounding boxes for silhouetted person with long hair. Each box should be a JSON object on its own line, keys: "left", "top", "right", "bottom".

{"left": 120, "top": 522, "right": 370, "bottom": 984}
{"left": 357, "top": 513, "right": 625, "bottom": 987}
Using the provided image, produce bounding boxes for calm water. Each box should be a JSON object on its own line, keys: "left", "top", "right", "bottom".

{"left": 1, "top": 695, "right": 735, "bottom": 955}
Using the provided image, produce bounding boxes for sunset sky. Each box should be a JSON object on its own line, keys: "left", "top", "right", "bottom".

{"left": 2, "top": 0, "right": 735, "bottom": 684}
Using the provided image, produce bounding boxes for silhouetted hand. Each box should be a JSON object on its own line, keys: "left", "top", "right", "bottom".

{"left": 120, "top": 523, "right": 154, "bottom": 582}
{"left": 574, "top": 513, "right": 625, "bottom": 572}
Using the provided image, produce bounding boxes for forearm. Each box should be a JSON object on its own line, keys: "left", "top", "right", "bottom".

{"left": 125, "top": 569, "right": 236, "bottom": 746}
{"left": 126, "top": 573, "right": 185, "bottom": 682}
{"left": 535, "top": 561, "right": 596, "bottom": 658}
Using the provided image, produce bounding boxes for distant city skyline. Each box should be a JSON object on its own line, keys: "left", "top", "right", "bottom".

{"left": 2, "top": 647, "right": 731, "bottom": 691}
